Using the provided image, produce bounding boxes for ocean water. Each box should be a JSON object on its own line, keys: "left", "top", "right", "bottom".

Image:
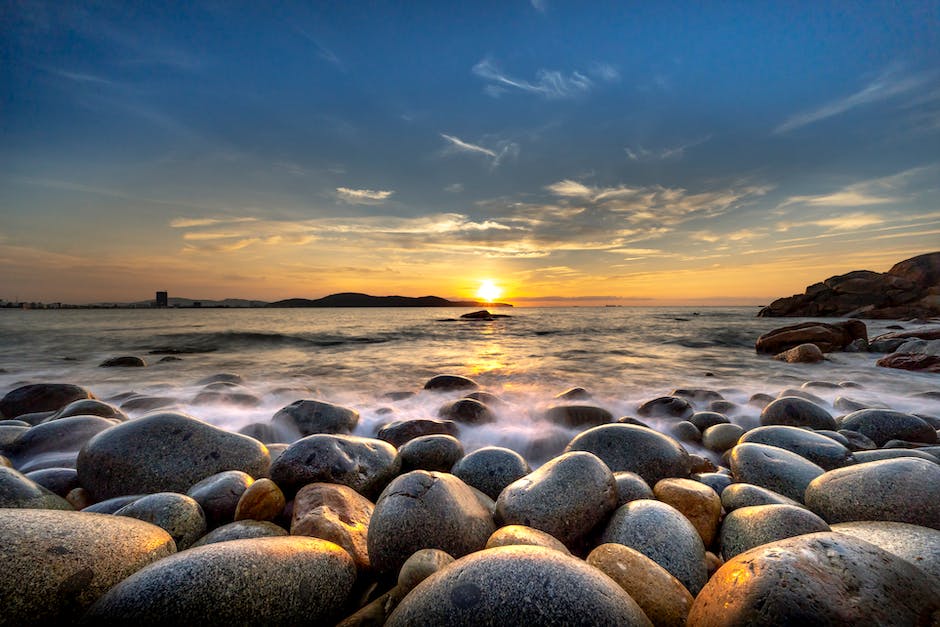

{"left": 1, "top": 307, "right": 937, "bottom": 460}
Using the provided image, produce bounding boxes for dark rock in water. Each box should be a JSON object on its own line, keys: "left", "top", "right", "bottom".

{"left": 748, "top": 392, "right": 775, "bottom": 408}
{"left": 270, "top": 433, "right": 399, "bottom": 499}
{"left": 386, "top": 545, "right": 651, "bottom": 627}
{"left": 398, "top": 434, "right": 464, "bottom": 472}
{"left": 49, "top": 398, "right": 127, "bottom": 422}
{"left": 460, "top": 309, "right": 503, "bottom": 320}
{"left": 838, "top": 428, "right": 878, "bottom": 451}
{"left": 802, "top": 380, "right": 841, "bottom": 390}
{"left": 376, "top": 418, "right": 460, "bottom": 447}
{"left": 833, "top": 395, "right": 872, "bottom": 412}
{"left": 755, "top": 320, "right": 868, "bottom": 353}
{"left": 566, "top": 424, "right": 692, "bottom": 485}
{"left": 719, "top": 504, "right": 830, "bottom": 559}
{"left": 729, "top": 442, "right": 824, "bottom": 502}
{"left": 83, "top": 494, "right": 145, "bottom": 514}
{"left": 191, "top": 386, "right": 261, "bottom": 407}
{"left": 384, "top": 390, "right": 415, "bottom": 401}
{"left": 689, "top": 411, "right": 729, "bottom": 431}
{"left": 774, "top": 343, "right": 825, "bottom": 363}
{"left": 877, "top": 350, "right": 940, "bottom": 373}
{"left": 617, "top": 416, "right": 651, "bottom": 428}
{"left": 0, "top": 383, "right": 94, "bottom": 419}
{"left": 119, "top": 395, "right": 178, "bottom": 412}
{"left": 672, "top": 388, "right": 724, "bottom": 404}
{"left": 464, "top": 390, "right": 504, "bottom": 405}
{"left": 192, "top": 520, "right": 287, "bottom": 547}
{"left": 740, "top": 425, "right": 853, "bottom": 470}
{"left": 186, "top": 470, "right": 254, "bottom": 529}
{"left": 689, "top": 532, "right": 940, "bottom": 626}
{"left": 196, "top": 373, "right": 244, "bottom": 385}
{"left": 423, "top": 374, "right": 479, "bottom": 391}
{"left": 776, "top": 387, "right": 827, "bottom": 404}
{"left": 158, "top": 355, "right": 182, "bottom": 362}
{"left": 670, "top": 420, "right": 701, "bottom": 443}
{"left": 237, "top": 422, "right": 282, "bottom": 444}
{"left": 805, "top": 458, "right": 940, "bottom": 529}
{"left": 832, "top": 521, "right": 940, "bottom": 582}
{"left": 0, "top": 509, "right": 176, "bottom": 626}
{"left": 759, "top": 396, "right": 836, "bottom": 430}
{"left": 816, "top": 429, "right": 851, "bottom": 447}
{"left": 99, "top": 356, "right": 146, "bottom": 368}
{"left": 543, "top": 404, "right": 613, "bottom": 428}
{"left": 636, "top": 396, "right": 694, "bottom": 420}
{"left": 438, "top": 398, "right": 496, "bottom": 424}
{"left": 86, "top": 537, "right": 356, "bottom": 626}
{"left": 9, "top": 415, "right": 116, "bottom": 473}
{"left": 272, "top": 399, "right": 359, "bottom": 436}
{"left": 115, "top": 492, "right": 207, "bottom": 550}
{"left": 601, "top": 499, "right": 708, "bottom": 595}
{"left": 840, "top": 408, "right": 937, "bottom": 446}
{"left": 24, "top": 467, "right": 79, "bottom": 497}
{"left": 0, "top": 466, "right": 72, "bottom": 510}
{"left": 452, "top": 446, "right": 530, "bottom": 500}
{"left": 291, "top": 483, "right": 374, "bottom": 571}
{"left": 496, "top": 451, "right": 617, "bottom": 548}
{"left": 701, "top": 423, "right": 744, "bottom": 452}
{"left": 555, "top": 386, "right": 592, "bottom": 401}
{"left": 367, "top": 471, "right": 495, "bottom": 574}
{"left": 694, "top": 472, "right": 733, "bottom": 496}
{"left": 720, "top": 483, "right": 804, "bottom": 511}
{"left": 709, "top": 399, "right": 739, "bottom": 414}
{"left": 76, "top": 411, "right": 270, "bottom": 501}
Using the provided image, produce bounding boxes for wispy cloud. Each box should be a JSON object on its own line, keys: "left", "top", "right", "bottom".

{"left": 778, "top": 165, "right": 935, "bottom": 209}
{"left": 472, "top": 57, "right": 619, "bottom": 99}
{"left": 444, "top": 183, "right": 464, "bottom": 193}
{"left": 335, "top": 187, "right": 394, "bottom": 204}
{"left": 625, "top": 135, "right": 712, "bottom": 161}
{"left": 292, "top": 26, "right": 345, "bottom": 70}
{"left": 775, "top": 67, "right": 933, "bottom": 133}
{"left": 440, "top": 133, "right": 519, "bottom": 168}
{"left": 530, "top": 0, "right": 547, "bottom": 12}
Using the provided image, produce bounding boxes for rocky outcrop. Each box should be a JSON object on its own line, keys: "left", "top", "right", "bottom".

{"left": 758, "top": 251, "right": 940, "bottom": 319}
{"left": 755, "top": 320, "right": 867, "bottom": 354}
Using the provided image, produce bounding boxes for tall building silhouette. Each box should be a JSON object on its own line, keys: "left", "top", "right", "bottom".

{"left": 155, "top": 291, "right": 168, "bottom": 307}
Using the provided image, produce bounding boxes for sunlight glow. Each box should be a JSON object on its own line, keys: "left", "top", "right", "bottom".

{"left": 476, "top": 280, "right": 502, "bottom": 302}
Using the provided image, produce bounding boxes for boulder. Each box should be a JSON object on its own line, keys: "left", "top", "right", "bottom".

{"left": 398, "top": 434, "right": 464, "bottom": 472}
{"left": 755, "top": 320, "right": 868, "bottom": 353}
{"left": 653, "top": 478, "right": 722, "bottom": 546}
{"left": 739, "top": 425, "right": 853, "bottom": 469}
{"left": 85, "top": 537, "right": 356, "bottom": 626}
{"left": 376, "top": 418, "right": 460, "bottom": 447}
{"left": 76, "top": 411, "right": 270, "bottom": 501}
{"left": 186, "top": 470, "right": 254, "bottom": 529}
{"left": 729, "top": 442, "right": 824, "bottom": 502}
{"left": 269, "top": 434, "right": 399, "bottom": 499}
{"left": 115, "top": 492, "right": 206, "bottom": 550}
{"left": 495, "top": 451, "right": 617, "bottom": 547}
{"left": 191, "top": 520, "right": 288, "bottom": 547}
{"left": 0, "top": 466, "right": 73, "bottom": 510}
{"left": 555, "top": 386, "right": 592, "bottom": 400}
{"left": 774, "top": 343, "right": 825, "bottom": 363}
{"left": 451, "top": 446, "right": 530, "bottom": 500}
{"left": 687, "top": 532, "right": 940, "bottom": 626}
{"left": 423, "top": 374, "right": 479, "bottom": 391}
{"left": 0, "top": 509, "right": 175, "bottom": 625}
{"left": 386, "top": 545, "right": 652, "bottom": 627}
{"left": 0, "top": 383, "right": 94, "bottom": 419}
{"left": 804, "top": 458, "right": 940, "bottom": 529}
{"left": 759, "top": 396, "right": 836, "bottom": 430}
{"left": 543, "top": 404, "right": 613, "bottom": 428}
{"left": 8, "top": 415, "right": 116, "bottom": 472}
{"left": 566, "top": 424, "right": 692, "bottom": 485}
{"left": 719, "top": 504, "right": 830, "bottom": 559}
{"left": 485, "top": 524, "right": 571, "bottom": 554}
{"left": 272, "top": 399, "right": 359, "bottom": 436}
{"left": 437, "top": 398, "right": 496, "bottom": 424}
{"left": 840, "top": 409, "right": 937, "bottom": 446}
{"left": 832, "top": 521, "right": 940, "bottom": 581}
{"left": 291, "top": 482, "right": 374, "bottom": 571}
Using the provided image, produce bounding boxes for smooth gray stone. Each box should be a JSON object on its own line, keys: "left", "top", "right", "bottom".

{"left": 83, "top": 494, "right": 144, "bottom": 514}
{"left": 452, "top": 446, "right": 530, "bottom": 501}
{"left": 853, "top": 448, "right": 939, "bottom": 464}
{"left": 423, "top": 374, "right": 479, "bottom": 391}
{"left": 720, "top": 483, "right": 805, "bottom": 512}
{"left": 702, "top": 423, "right": 744, "bottom": 452}
{"left": 739, "top": 425, "right": 853, "bottom": 470}
{"left": 760, "top": 396, "right": 836, "bottom": 430}
{"left": 0, "top": 383, "right": 93, "bottom": 419}
{"left": 24, "top": 467, "right": 79, "bottom": 497}
{"left": 398, "top": 434, "right": 464, "bottom": 472}
{"left": 0, "top": 466, "right": 72, "bottom": 510}
{"left": 376, "top": 418, "right": 460, "bottom": 447}
{"left": 271, "top": 399, "right": 359, "bottom": 436}
{"left": 186, "top": 470, "right": 254, "bottom": 529}
{"left": 694, "top": 472, "right": 733, "bottom": 496}
{"left": 729, "top": 442, "right": 824, "bottom": 502}
{"left": 614, "top": 471, "right": 654, "bottom": 505}
{"left": 832, "top": 521, "right": 940, "bottom": 581}
{"left": 565, "top": 424, "right": 691, "bottom": 485}
{"left": 10, "top": 415, "right": 115, "bottom": 472}
{"left": 636, "top": 396, "right": 694, "bottom": 420}
{"left": 47, "top": 398, "right": 127, "bottom": 422}
{"left": 719, "top": 504, "right": 830, "bottom": 559}
{"left": 840, "top": 409, "right": 937, "bottom": 446}
{"left": 543, "top": 404, "right": 613, "bottom": 428}
{"left": 191, "top": 520, "right": 288, "bottom": 547}
{"left": 115, "top": 492, "right": 207, "bottom": 550}
{"left": 439, "top": 398, "right": 497, "bottom": 424}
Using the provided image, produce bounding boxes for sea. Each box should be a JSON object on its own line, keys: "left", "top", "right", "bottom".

{"left": 1, "top": 307, "right": 937, "bottom": 461}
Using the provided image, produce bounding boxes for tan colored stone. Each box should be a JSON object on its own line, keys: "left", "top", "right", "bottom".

{"left": 774, "top": 343, "right": 825, "bottom": 363}
{"left": 485, "top": 524, "right": 571, "bottom": 555}
{"left": 0, "top": 455, "right": 11, "bottom": 468}
{"left": 587, "top": 543, "right": 694, "bottom": 627}
{"left": 67, "top": 487, "right": 93, "bottom": 510}
{"left": 398, "top": 549, "right": 455, "bottom": 592}
{"left": 234, "top": 478, "right": 285, "bottom": 522}
{"left": 292, "top": 482, "right": 374, "bottom": 571}
{"left": 653, "top": 478, "right": 722, "bottom": 546}
{"left": 704, "top": 550, "right": 723, "bottom": 576}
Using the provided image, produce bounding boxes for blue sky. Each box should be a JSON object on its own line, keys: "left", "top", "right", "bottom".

{"left": 1, "top": 1, "right": 938, "bottom": 303}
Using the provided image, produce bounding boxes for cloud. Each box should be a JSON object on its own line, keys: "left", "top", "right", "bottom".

{"left": 335, "top": 187, "right": 394, "bottom": 204}
{"left": 440, "top": 133, "right": 519, "bottom": 168}
{"left": 472, "top": 57, "right": 618, "bottom": 100}
{"left": 444, "top": 183, "right": 464, "bottom": 193}
{"left": 777, "top": 213, "right": 885, "bottom": 232}
{"left": 530, "top": 0, "right": 546, "bottom": 11}
{"left": 775, "top": 67, "right": 932, "bottom": 133}
{"left": 625, "top": 135, "right": 712, "bottom": 161}
{"left": 778, "top": 165, "right": 935, "bottom": 209}
{"left": 169, "top": 217, "right": 257, "bottom": 228}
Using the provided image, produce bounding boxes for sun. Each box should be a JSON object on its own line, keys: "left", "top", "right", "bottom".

{"left": 476, "top": 280, "right": 502, "bottom": 303}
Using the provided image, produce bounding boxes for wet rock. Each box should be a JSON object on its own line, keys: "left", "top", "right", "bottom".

{"left": 702, "top": 423, "right": 744, "bottom": 452}
{"left": 376, "top": 418, "right": 460, "bottom": 447}
{"left": 739, "top": 425, "right": 853, "bottom": 470}
{"left": 0, "top": 464, "right": 72, "bottom": 509}
{"left": 709, "top": 399, "right": 739, "bottom": 414}
{"left": 291, "top": 482, "right": 374, "bottom": 572}
{"left": 367, "top": 471, "right": 494, "bottom": 574}
{"left": 832, "top": 521, "right": 940, "bottom": 581}
{"left": 755, "top": 320, "right": 868, "bottom": 353}
{"left": 14, "top": 411, "right": 57, "bottom": 426}
{"left": 636, "top": 396, "right": 694, "bottom": 420}
{"left": 0, "top": 424, "right": 28, "bottom": 456}
{"left": 451, "top": 446, "right": 530, "bottom": 500}
{"left": 191, "top": 385, "right": 261, "bottom": 407}
{"left": 485, "top": 524, "right": 571, "bottom": 554}
{"left": 672, "top": 388, "right": 724, "bottom": 405}
{"left": 653, "top": 478, "right": 722, "bottom": 546}
{"left": 119, "top": 395, "right": 178, "bottom": 412}
{"left": 495, "top": 451, "right": 617, "bottom": 547}
{"left": 588, "top": 543, "right": 694, "bottom": 627}
{"left": 76, "top": 411, "right": 270, "bottom": 501}
{"left": 50, "top": 398, "right": 127, "bottom": 422}
{"left": 520, "top": 428, "right": 571, "bottom": 464}
{"left": 386, "top": 545, "right": 652, "bottom": 627}
{"left": 9, "top": 415, "right": 116, "bottom": 472}
{"left": 670, "top": 420, "right": 701, "bottom": 442}
{"left": 695, "top": 472, "right": 733, "bottom": 495}
{"left": 729, "top": 442, "right": 824, "bottom": 502}
{"left": 191, "top": 520, "right": 287, "bottom": 547}
{"left": 99, "top": 356, "right": 146, "bottom": 368}
{"left": 719, "top": 504, "right": 830, "bottom": 559}
{"left": 197, "top": 373, "right": 244, "bottom": 386}
{"left": 833, "top": 396, "right": 872, "bottom": 412}
{"left": 0, "top": 383, "right": 94, "bottom": 419}
{"left": 423, "top": 374, "right": 479, "bottom": 391}
{"left": 398, "top": 434, "right": 464, "bottom": 472}
{"left": 398, "top": 548, "right": 456, "bottom": 593}
{"left": 840, "top": 408, "right": 937, "bottom": 446}
{"left": 86, "top": 537, "right": 356, "bottom": 626}
{"left": 687, "top": 532, "right": 940, "bottom": 626}
{"left": 774, "top": 342, "right": 825, "bottom": 363}
{"left": 566, "top": 423, "right": 692, "bottom": 485}
{"left": 543, "top": 404, "right": 613, "bottom": 428}
{"left": 720, "top": 482, "right": 805, "bottom": 511}
{"left": 186, "top": 470, "right": 254, "bottom": 529}
{"left": 237, "top": 422, "right": 283, "bottom": 444}
{"left": 234, "top": 478, "right": 284, "bottom": 522}
{"left": 748, "top": 392, "right": 775, "bottom": 408}
{"left": 66, "top": 487, "right": 92, "bottom": 509}
{"left": 83, "top": 494, "right": 144, "bottom": 514}
{"left": 805, "top": 458, "right": 940, "bottom": 529}
{"left": 613, "top": 471, "right": 654, "bottom": 505}
{"left": 438, "top": 398, "right": 496, "bottom": 424}
{"left": 851, "top": 448, "right": 939, "bottom": 463}
{"left": 759, "top": 396, "right": 836, "bottom": 430}
{"left": 115, "top": 492, "right": 207, "bottom": 550}
{"left": 272, "top": 399, "right": 359, "bottom": 436}
{"left": 0, "top": 509, "right": 175, "bottom": 626}
{"left": 270, "top": 434, "right": 399, "bottom": 499}
{"left": 776, "top": 387, "right": 827, "bottom": 405}
{"left": 689, "top": 411, "right": 729, "bottom": 431}
{"left": 555, "top": 386, "right": 591, "bottom": 401}
{"left": 24, "top": 467, "right": 79, "bottom": 497}
{"left": 838, "top": 428, "right": 878, "bottom": 451}
{"left": 464, "top": 390, "right": 504, "bottom": 405}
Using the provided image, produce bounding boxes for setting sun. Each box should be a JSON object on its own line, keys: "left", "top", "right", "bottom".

{"left": 476, "top": 280, "right": 502, "bottom": 303}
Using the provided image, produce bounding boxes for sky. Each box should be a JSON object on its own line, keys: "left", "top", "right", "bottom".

{"left": 1, "top": 1, "right": 939, "bottom": 305}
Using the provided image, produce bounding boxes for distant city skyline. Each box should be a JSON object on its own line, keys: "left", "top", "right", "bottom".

{"left": 2, "top": 2, "right": 938, "bottom": 305}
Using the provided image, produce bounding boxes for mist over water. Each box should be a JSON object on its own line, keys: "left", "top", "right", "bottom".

{"left": 1, "top": 307, "right": 937, "bottom": 461}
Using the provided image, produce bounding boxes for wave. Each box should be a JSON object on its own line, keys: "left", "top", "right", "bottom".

{"left": 147, "top": 330, "right": 396, "bottom": 354}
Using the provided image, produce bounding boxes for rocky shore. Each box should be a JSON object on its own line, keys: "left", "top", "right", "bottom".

{"left": 2, "top": 368, "right": 939, "bottom": 625}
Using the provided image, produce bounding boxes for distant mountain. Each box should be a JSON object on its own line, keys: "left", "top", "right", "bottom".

{"left": 266, "top": 292, "right": 512, "bottom": 308}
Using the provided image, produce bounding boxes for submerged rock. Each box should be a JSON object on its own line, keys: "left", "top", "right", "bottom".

{"left": 774, "top": 343, "right": 825, "bottom": 363}
{"left": 272, "top": 399, "right": 359, "bottom": 436}
{"left": 438, "top": 398, "right": 496, "bottom": 424}
{"left": 423, "top": 374, "right": 479, "bottom": 391}
{"left": 543, "top": 404, "right": 613, "bottom": 428}
{"left": 0, "top": 383, "right": 94, "bottom": 419}
{"left": 636, "top": 396, "right": 694, "bottom": 420}
{"left": 376, "top": 418, "right": 460, "bottom": 447}
{"left": 99, "top": 356, "right": 146, "bottom": 368}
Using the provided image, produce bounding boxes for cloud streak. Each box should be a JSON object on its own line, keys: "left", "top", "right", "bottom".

{"left": 335, "top": 187, "right": 395, "bottom": 204}
{"left": 472, "top": 57, "right": 618, "bottom": 99}
{"left": 440, "top": 133, "right": 519, "bottom": 168}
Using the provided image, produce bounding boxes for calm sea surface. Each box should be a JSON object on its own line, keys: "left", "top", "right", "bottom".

{"left": 1, "top": 307, "right": 936, "bottom": 456}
